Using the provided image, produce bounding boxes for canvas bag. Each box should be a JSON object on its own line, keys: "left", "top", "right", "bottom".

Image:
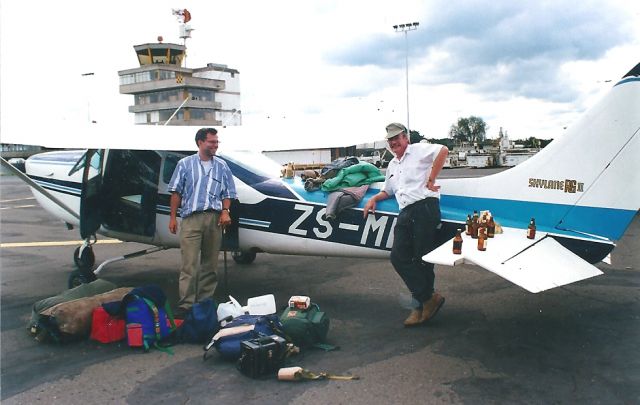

{"left": 279, "top": 303, "right": 333, "bottom": 350}
{"left": 29, "top": 279, "right": 119, "bottom": 338}
{"left": 35, "top": 287, "right": 132, "bottom": 343}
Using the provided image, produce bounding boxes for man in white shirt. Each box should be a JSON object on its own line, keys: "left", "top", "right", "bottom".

{"left": 363, "top": 123, "right": 449, "bottom": 327}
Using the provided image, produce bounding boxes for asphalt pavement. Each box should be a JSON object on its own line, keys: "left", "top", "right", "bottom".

{"left": 1, "top": 174, "right": 638, "bottom": 404}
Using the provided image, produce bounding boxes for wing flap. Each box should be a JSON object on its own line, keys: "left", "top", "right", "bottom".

{"left": 423, "top": 228, "right": 603, "bottom": 293}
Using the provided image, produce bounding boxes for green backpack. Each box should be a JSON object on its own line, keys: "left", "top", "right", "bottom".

{"left": 279, "top": 303, "right": 335, "bottom": 350}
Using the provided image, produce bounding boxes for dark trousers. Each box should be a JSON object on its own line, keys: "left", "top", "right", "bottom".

{"left": 390, "top": 197, "right": 441, "bottom": 307}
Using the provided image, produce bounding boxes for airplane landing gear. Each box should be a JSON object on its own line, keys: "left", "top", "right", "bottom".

{"left": 231, "top": 250, "right": 256, "bottom": 264}
{"left": 68, "top": 268, "right": 97, "bottom": 289}
{"left": 69, "top": 240, "right": 97, "bottom": 288}
{"left": 73, "top": 245, "right": 95, "bottom": 270}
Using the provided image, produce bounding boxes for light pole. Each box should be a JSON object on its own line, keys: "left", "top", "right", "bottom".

{"left": 393, "top": 22, "right": 419, "bottom": 135}
{"left": 81, "top": 72, "right": 95, "bottom": 124}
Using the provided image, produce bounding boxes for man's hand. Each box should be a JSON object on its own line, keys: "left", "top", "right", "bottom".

{"left": 169, "top": 217, "right": 178, "bottom": 234}
{"left": 426, "top": 178, "right": 441, "bottom": 192}
{"left": 363, "top": 199, "right": 376, "bottom": 218}
{"left": 219, "top": 210, "right": 232, "bottom": 228}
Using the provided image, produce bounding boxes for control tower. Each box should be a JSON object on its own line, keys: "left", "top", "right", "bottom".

{"left": 117, "top": 10, "right": 241, "bottom": 126}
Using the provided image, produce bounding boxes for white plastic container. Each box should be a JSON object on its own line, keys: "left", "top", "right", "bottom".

{"left": 246, "top": 294, "right": 277, "bottom": 315}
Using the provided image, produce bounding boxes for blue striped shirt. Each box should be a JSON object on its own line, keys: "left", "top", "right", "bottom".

{"left": 168, "top": 154, "right": 237, "bottom": 218}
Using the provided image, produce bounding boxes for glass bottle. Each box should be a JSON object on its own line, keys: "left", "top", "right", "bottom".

{"left": 527, "top": 217, "right": 536, "bottom": 239}
{"left": 477, "top": 227, "right": 487, "bottom": 251}
{"left": 453, "top": 229, "right": 463, "bottom": 254}
{"left": 487, "top": 216, "right": 495, "bottom": 238}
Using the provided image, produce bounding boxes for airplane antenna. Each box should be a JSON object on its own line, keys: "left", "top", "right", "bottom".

{"left": 172, "top": 8, "right": 194, "bottom": 67}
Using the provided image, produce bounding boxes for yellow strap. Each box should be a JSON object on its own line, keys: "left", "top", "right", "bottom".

{"left": 299, "top": 369, "right": 359, "bottom": 381}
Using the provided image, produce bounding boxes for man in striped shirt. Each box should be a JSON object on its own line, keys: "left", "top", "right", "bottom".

{"left": 168, "top": 128, "right": 237, "bottom": 316}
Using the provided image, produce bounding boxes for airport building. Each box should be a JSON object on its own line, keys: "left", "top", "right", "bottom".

{"left": 118, "top": 40, "right": 241, "bottom": 126}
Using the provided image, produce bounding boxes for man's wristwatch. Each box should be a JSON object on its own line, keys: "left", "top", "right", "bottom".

{"left": 222, "top": 208, "right": 230, "bottom": 213}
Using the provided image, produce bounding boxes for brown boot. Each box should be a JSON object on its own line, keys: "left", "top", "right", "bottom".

{"left": 421, "top": 293, "right": 445, "bottom": 323}
{"left": 403, "top": 309, "right": 423, "bottom": 327}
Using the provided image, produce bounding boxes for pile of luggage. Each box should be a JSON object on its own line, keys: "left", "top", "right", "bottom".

{"left": 29, "top": 281, "right": 355, "bottom": 381}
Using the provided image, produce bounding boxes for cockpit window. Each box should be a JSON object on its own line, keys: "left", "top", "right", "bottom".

{"left": 163, "top": 152, "right": 189, "bottom": 184}
{"left": 68, "top": 149, "right": 103, "bottom": 177}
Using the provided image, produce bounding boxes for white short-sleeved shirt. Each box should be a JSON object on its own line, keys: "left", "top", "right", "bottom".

{"left": 383, "top": 143, "right": 444, "bottom": 210}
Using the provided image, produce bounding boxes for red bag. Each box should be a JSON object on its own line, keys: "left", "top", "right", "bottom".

{"left": 90, "top": 306, "right": 125, "bottom": 343}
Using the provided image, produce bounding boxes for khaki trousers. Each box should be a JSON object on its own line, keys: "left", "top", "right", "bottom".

{"left": 178, "top": 211, "right": 222, "bottom": 309}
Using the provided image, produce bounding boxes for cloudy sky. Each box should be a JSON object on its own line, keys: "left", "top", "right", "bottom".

{"left": 1, "top": 0, "right": 638, "bottom": 149}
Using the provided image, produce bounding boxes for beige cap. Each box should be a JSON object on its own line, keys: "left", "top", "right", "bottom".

{"left": 385, "top": 122, "right": 407, "bottom": 139}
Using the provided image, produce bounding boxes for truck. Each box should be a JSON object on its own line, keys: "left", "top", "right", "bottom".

{"left": 358, "top": 149, "right": 392, "bottom": 168}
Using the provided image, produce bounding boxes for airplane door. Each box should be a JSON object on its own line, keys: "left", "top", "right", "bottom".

{"left": 101, "top": 150, "right": 161, "bottom": 238}
{"left": 79, "top": 149, "right": 104, "bottom": 240}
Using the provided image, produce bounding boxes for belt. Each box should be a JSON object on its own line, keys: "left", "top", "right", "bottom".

{"left": 404, "top": 197, "right": 438, "bottom": 211}
{"left": 194, "top": 209, "right": 220, "bottom": 215}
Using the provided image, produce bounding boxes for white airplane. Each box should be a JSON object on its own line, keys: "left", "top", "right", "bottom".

{"left": 1, "top": 62, "right": 638, "bottom": 291}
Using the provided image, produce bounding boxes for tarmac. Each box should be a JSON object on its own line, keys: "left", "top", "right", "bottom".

{"left": 1, "top": 173, "right": 639, "bottom": 404}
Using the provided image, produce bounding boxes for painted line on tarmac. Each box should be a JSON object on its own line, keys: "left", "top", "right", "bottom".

{"left": 0, "top": 240, "right": 123, "bottom": 248}
{"left": 0, "top": 204, "right": 37, "bottom": 210}
{"left": 0, "top": 197, "right": 35, "bottom": 203}
{"left": 1, "top": 197, "right": 36, "bottom": 203}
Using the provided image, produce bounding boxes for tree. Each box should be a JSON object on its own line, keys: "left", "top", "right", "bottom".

{"left": 448, "top": 116, "right": 487, "bottom": 144}
{"left": 409, "top": 129, "right": 425, "bottom": 144}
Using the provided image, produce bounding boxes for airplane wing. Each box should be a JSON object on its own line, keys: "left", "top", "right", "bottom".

{"left": 423, "top": 227, "right": 603, "bottom": 293}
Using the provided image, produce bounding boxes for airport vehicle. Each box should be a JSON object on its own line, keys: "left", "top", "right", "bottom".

{"left": 1, "top": 63, "right": 638, "bottom": 291}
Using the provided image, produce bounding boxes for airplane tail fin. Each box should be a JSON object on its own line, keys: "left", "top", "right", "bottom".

{"left": 443, "top": 62, "right": 640, "bottom": 242}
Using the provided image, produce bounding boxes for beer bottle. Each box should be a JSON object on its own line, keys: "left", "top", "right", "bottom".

{"left": 527, "top": 217, "right": 536, "bottom": 239}
{"left": 477, "top": 227, "right": 487, "bottom": 251}
{"left": 478, "top": 215, "right": 487, "bottom": 238}
{"left": 487, "top": 216, "right": 495, "bottom": 238}
{"left": 471, "top": 210, "right": 479, "bottom": 239}
{"left": 465, "top": 215, "right": 472, "bottom": 236}
{"left": 453, "top": 229, "right": 463, "bottom": 254}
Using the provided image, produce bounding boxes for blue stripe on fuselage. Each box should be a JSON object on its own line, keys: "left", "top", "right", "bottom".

{"left": 441, "top": 194, "right": 635, "bottom": 241}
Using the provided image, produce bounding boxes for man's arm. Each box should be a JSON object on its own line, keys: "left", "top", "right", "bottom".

{"left": 427, "top": 146, "right": 449, "bottom": 192}
{"left": 169, "top": 192, "right": 181, "bottom": 234}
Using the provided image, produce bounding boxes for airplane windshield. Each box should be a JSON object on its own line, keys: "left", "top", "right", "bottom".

{"left": 222, "top": 150, "right": 282, "bottom": 179}
{"left": 68, "top": 149, "right": 103, "bottom": 176}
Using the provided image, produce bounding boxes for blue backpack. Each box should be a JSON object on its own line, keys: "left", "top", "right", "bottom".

{"left": 113, "top": 286, "right": 176, "bottom": 352}
{"left": 175, "top": 299, "right": 219, "bottom": 344}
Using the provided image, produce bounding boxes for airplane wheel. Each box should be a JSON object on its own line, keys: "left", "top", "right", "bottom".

{"left": 73, "top": 246, "right": 95, "bottom": 270}
{"left": 232, "top": 251, "right": 256, "bottom": 265}
{"left": 67, "top": 270, "right": 95, "bottom": 289}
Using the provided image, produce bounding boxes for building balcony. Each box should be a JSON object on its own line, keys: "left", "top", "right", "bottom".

{"left": 120, "top": 77, "right": 225, "bottom": 95}
{"left": 128, "top": 99, "right": 222, "bottom": 114}
{"left": 141, "top": 118, "right": 223, "bottom": 126}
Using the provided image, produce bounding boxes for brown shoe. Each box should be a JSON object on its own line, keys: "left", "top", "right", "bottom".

{"left": 403, "top": 309, "right": 423, "bottom": 327}
{"left": 421, "top": 293, "right": 445, "bottom": 323}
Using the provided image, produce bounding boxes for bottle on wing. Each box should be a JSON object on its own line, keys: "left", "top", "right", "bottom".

{"left": 453, "top": 229, "right": 463, "bottom": 254}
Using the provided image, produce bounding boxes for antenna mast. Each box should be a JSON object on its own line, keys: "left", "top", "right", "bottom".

{"left": 172, "top": 8, "right": 193, "bottom": 67}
